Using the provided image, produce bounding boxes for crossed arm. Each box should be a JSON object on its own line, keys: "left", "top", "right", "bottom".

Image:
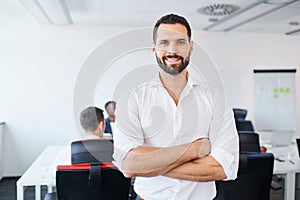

{"left": 121, "top": 138, "right": 226, "bottom": 182}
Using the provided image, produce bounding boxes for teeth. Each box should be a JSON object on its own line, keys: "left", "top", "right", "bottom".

{"left": 167, "top": 56, "right": 178, "bottom": 59}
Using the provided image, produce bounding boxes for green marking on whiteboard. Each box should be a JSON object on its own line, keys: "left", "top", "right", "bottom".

{"left": 279, "top": 88, "right": 284, "bottom": 93}
{"left": 274, "top": 88, "right": 278, "bottom": 93}
{"left": 274, "top": 94, "right": 279, "bottom": 98}
{"left": 285, "top": 88, "right": 290, "bottom": 93}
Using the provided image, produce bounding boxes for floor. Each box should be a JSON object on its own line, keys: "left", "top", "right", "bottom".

{"left": 0, "top": 176, "right": 296, "bottom": 200}
{"left": 0, "top": 177, "right": 137, "bottom": 200}
{"left": 0, "top": 177, "right": 47, "bottom": 200}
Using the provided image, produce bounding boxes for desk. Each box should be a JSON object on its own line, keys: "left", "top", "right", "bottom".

{"left": 268, "top": 145, "right": 300, "bottom": 200}
{"left": 17, "top": 145, "right": 65, "bottom": 200}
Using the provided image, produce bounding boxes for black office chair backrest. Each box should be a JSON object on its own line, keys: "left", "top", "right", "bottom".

{"left": 233, "top": 108, "right": 247, "bottom": 122}
{"left": 56, "top": 138, "right": 131, "bottom": 200}
{"left": 238, "top": 131, "right": 260, "bottom": 153}
{"left": 236, "top": 120, "right": 254, "bottom": 132}
{"left": 214, "top": 152, "right": 274, "bottom": 200}
{"left": 56, "top": 163, "right": 131, "bottom": 200}
{"left": 71, "top": 139, "right": 113, "bottom": 164}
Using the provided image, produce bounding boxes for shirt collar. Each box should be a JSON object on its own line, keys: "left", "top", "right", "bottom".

{"left": 153, "top": 70, "right": 200, "bottom": 88}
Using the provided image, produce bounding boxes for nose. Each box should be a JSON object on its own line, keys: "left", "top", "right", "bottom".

{"left": 166, "top": 42, "right": 177, "bottom": 54}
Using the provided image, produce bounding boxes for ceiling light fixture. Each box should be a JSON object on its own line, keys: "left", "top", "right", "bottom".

{"left": 18, "top": 0, "right": 73, "bottom": 25}
{"left": 203, "top": 0, "right": 297, "bottom": 32}
{"left": 285, "top": 28, "right": 300, "bottom": 35}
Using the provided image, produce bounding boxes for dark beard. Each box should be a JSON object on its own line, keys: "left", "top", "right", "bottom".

{"left": 155, "top": 53, "right": 190, "bottom": 75}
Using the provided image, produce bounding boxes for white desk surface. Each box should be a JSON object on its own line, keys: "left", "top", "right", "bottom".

{"left": 268, "top": 145, "right": 300, "bottom": 200}
{"left": 17, "top": 145, "right": 65, "bottom": 200}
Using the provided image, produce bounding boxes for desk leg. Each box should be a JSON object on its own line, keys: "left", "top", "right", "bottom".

{"left": 285, "top": 172, "right": 295, "bottom": 200}
{"left": 17, "top": 185, "right": 24, "bottom": 200}
{"left": 35, "top": 185, "right": 41, "bottom": 200}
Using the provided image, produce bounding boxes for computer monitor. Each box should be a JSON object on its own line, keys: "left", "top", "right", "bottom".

{"left": 270, "top": 131, "right": 293, "bottom": 147}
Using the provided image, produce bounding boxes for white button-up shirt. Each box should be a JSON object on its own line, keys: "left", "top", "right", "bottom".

{"left": 113, "top": 72, "right": 239, "bottom": 200}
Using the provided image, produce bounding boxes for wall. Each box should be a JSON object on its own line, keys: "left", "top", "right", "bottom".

{"left": 0, "top": 22, "right": 130, "bottom": 175}
{"left": 194, "top": 31, "right": 300, "bottom": 121}
{"left": 0, "top": 22, "right": 300, "bottom": 175}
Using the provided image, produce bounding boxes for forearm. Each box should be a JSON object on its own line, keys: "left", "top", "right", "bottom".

{"left": 122, "top": 144, "right": 196, "bottom": 177}
{"left": 164, "top": 156, "right": 227, "bottom": 182}
{"left": 122, "top": 138, "right": 211, "bottom": 177}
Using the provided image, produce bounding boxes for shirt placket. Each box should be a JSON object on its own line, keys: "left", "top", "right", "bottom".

{"left": 173, "top": 103, "right": 182, "bottom": 142}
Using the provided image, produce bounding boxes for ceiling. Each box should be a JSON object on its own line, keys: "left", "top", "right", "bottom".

{"left": 3, "top": 0, "right": 300, "bottom": 35}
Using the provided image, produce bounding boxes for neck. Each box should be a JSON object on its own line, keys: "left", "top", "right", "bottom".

{"left": 87, "top": 130, "right": 102, "bottom": 138}
{"left": 159, "top": 69, "right": 188, "bottom": 105}
{"left": 109, "top": 116, "right": 115, "bottom": 122}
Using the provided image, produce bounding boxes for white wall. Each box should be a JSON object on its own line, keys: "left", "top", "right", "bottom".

{"left": 0, "top": 23, "right": 131, "bottom": 175}
{"left": 0, "top": 21, "right": 300, "bottom": 175}
{"left": 194, "top": 31, "right": 300, "bottom": 121}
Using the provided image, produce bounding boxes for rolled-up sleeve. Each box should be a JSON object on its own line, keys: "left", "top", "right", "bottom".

{"left": 211, "top": 146, "right": 236, "bottom": 180}
{"left": 209, "top": 89, "right": 239, "bottom": 180}
{"left": 113, "top": 91, "right": 144, "bottom": 170}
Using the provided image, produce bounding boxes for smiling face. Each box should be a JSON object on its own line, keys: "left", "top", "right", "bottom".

{"left": 152, "top": 23, "right": 193, "bottom": 75}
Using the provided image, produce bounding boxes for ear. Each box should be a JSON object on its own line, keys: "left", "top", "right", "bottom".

{"left": 152, "top": 42, "right": 156, "bottom": 53}
{"left": 99, "top": 121, "right": 105, "bottom": 132}
{"left": 189, "top": 40, "right": 194, "bottom": 54}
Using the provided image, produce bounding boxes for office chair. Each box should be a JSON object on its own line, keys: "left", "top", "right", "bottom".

{"left": 56, "top": 139, "right": 131, "bottom": 200}
{"left": 71, "top": 139, "right": 114, "bottom": 164}
{"left": 71, "top": 139, "right": 137, "bottom": 199}
{"left": 232, "top": 108, "right": 254, "bottom": 132}
{"left": 238, "top": 131, "right": 282, "bottom": 191}
{"left": 233, "top": 108, "right": 248, "bottom": 122}
{"left": 214, "top": 152, "right": 274, "bottom": 200}
{"left": 238, "top": 131, "right": 260, "bottom": 153}
{"left": 56, "top": 163, "right": 131, "bottom": 200}
{"left": 236, "top": 120, "right": 255, "bottom": 132}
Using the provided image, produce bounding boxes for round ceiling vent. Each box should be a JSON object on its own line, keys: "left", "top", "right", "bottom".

{"left": 197, "top": 4, "right": 240, "bottom": 16}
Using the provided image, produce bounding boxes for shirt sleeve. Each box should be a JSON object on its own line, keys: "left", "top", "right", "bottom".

{"left": 208, "top": 88, "right": 239, "bottom": 180}
{"left": 113, "top": 91, "right": 144, "bottom": 170}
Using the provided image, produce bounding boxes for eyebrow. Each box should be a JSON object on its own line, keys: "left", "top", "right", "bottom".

{"left": 158, "top": 38, "right": 187, "bottom": 42}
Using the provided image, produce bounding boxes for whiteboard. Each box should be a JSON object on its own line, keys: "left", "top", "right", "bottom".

{"left": 254, "top": 69, "right": 296, "bottom": 131}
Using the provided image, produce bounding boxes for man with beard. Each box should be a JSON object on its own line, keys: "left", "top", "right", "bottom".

{"left": 113, "top": 14, "right": 239, "bottom": 200}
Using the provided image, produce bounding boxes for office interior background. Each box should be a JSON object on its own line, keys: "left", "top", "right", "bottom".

{"left": 0, "top": 0, "right": 300, "bottom": 181}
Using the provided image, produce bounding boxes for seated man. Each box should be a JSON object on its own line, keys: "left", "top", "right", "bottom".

{"left": 44, "top": 106, "right": 106, "bottom": 200}
{"left": 104, "top": 101, "right": 116, "bottom": 135}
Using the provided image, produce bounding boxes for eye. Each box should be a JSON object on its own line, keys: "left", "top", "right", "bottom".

{"left": 177, "top": 39, "right": 186, "bottom": 45}
{"left": 159, "top": 40, "right": 168, "bottom": 46}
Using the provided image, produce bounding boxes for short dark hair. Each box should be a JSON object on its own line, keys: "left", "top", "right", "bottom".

{"left": 104, "top": 101, "right": 116, "bottom": 110}
{"left": 153, "top": 13, "right": 191, "bottom": 43}
{"left": 80, "top": 106, "right": 104, "bottom": 132}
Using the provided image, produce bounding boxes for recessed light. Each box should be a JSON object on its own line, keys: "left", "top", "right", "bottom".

{"left": 289, "top": 21, "right": 299, "bottom": 26}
